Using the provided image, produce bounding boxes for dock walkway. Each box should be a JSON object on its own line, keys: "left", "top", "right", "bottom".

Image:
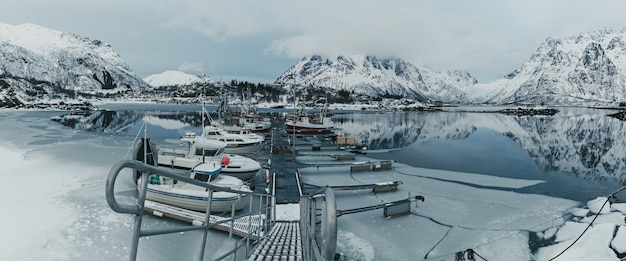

{"left": 247, "top": 221, "right": 302, "bottom": 261}
{"left": 246, "top": 122, "right": 305, "bottom": 260}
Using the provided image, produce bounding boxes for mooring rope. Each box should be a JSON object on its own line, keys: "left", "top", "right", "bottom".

{"left": 548, "top": 184, "right": 626, "bottom": 260}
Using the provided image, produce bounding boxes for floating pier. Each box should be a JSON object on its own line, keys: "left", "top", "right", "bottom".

{"left": 329, "top": 180, "right": 403, "bottom": 193}
{"left": 350, "top": 160, "right": 394, "bottom": 172}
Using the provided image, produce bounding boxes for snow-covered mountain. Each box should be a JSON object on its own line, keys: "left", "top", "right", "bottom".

{"left": 143, "top": 70, "right": 218, "bottom": 100}
{"left": 144, "top": 70, "right": 212, "bottom": 87}
{"left": 467, "top": 27, "right": 626, "bottom": 105}
{"left": 4, "top": 22, "right": 626, "bottom": 107}
{"left": 275, "top": 55, "right": 476, "bottom": 102}
{"left": 277, "top": 28, "right": 626, "bottom": 105}
{"left": 0, "top": 22, "right": 151, "bottom": 108}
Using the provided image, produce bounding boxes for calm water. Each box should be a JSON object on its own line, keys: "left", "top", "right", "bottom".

{"left": 58, "top": 104, "right": 626, "bottom": 202}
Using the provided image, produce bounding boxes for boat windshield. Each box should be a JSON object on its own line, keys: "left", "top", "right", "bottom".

{"left": 194, "top": 173, "right": 210, "bottom": 182}
{"left": 193, "top": 173, "right": 218, "bottom": 182}
{"left": 195, "top": 148, "right": 219, "bottom": 157}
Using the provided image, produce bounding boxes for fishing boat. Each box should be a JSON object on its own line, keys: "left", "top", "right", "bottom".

{"left": 153, "top": 131, "right": 261, "bottom": 180}
{"left": 285, "top": 105, "right": 334, "bottom": 133}
{"left": 211, "top": 94, "right": 271, "bottom": 133}
{"left": 234, "top": 100, "right": 271, "bottom": 133}
{"left": 140, "top": 162, "right": 252, "bottom": 212}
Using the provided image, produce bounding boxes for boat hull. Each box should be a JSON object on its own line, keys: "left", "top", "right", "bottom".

{"left": 158, "top": 151, "right": 261, "bottom": 181}
{"left": 222, "top": 141, "right": 263, "bottom": 154}
{"left": 145, "top": 186, "right": 250, "bottom": 213}
{"left": 146, "top": 187, "right": 250, "bottom": 212}
{"left": 146, "top": 188, "right": 249, "bottom": 212}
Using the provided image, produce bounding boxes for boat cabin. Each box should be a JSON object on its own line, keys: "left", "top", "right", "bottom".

{"left": 191, "top": 163, "right": 222, "bottom": 182}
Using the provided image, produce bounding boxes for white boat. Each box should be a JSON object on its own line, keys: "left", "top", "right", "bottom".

{"left": 140, "top": 162, "right": 252, "bottom": 212}
{"left": 234, "top": 101, "right": 271, "bottom": 133}
{"left": 285, "top": 107, "right": 334, "bottom": 133}
{"left": 236, "top": 114, "right": 271, "bottom": 133}
{"left": 202, "top": 126, "right": 265, "bottom": 154}
{"left": 156, "top": 132, "right": 261, "bottom": 180}
{"left": 215, "top": 114, "right": 271, "bottom": 133}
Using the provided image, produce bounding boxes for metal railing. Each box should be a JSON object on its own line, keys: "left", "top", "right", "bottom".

{"left": 106, "top": 160, "right": 339, "bottom": 261}
{"left": 105, "top": 160, "right": 274, "bottom": 261}
{"left": 300, "top": 187, "right": 338, "bottom": 261}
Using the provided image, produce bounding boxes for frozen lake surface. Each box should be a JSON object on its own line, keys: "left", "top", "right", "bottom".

{"left": 1, "top": 106, "right": 626, "bottom": 260}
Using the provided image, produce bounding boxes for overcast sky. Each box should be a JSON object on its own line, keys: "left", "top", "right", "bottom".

{"left": 4, "top": 0, "right": 626, "bottom": 83}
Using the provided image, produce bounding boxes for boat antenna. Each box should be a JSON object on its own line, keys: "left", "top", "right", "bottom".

{"left": 201, "top": 85, "right": 206, "bottom": 130}
{"left": 143, "top": 122, "right": 147, "bottom": 165}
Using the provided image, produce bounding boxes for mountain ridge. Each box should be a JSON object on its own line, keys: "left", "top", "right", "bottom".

{"left": 274, "top": 54, "right": 476, "bottom": 102}
{"left": 275, "top": 27, "right": 626, "bottom": 105}
{"left": 465, "top": 27, "right": 626, "bottom": 105}
{"left": 0, "top": 22, "right": 151, "bottom": 108}
{"left": 2, "top": 22, "right": 626, "bottom": 107}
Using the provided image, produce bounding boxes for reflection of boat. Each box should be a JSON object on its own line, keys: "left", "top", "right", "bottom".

{"left": 140, "top": 162, "right": 252, "bottom": 212}
{"left": 202, "top": 126, "right": 265, "bottom": 154}
{"left": 155, "top": 132, "right": 261, "bottom": 180}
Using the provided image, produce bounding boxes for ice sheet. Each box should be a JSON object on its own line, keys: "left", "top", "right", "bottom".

{"left": 300, "top": 160, "right": 578, "bottom": 260}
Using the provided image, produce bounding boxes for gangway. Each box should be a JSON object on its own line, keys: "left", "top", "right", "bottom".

{"left": 248, "top": 221, "right": 302, "bottom": 261}
{"left": 143, "top": 200, "right": 265, "bottom": 240}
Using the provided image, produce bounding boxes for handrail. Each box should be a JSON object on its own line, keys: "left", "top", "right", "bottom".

{"left": 105, "top": 159, "right": 274, "bottom": 261}
{"left": 107, "top": 160, "right": 260, "bottom": 210}
{"left": 300, "top": 187, "right": 337, "bottom": 261}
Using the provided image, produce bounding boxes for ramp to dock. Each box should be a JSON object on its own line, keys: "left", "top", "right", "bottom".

{"left": 248, "top": 221, "right": 302, "bottom": 261}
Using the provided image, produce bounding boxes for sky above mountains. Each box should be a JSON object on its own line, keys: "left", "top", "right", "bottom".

{"left": 4, "top": 0, "right": 626, "bottom": 83}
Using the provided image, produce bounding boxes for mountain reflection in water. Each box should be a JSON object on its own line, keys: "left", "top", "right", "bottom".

{"left": 53, "top": 105, "right": 626, "bottom": 201}
{"left": 333, "top": 108, "right": 626, "bottom": 201}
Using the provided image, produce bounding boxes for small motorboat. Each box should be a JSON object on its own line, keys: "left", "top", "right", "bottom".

{"left": 140, "top": 162, "right": 252, "bottom": 213}
{"left": 202, "top": 126, "right": 265, "bottom": 154}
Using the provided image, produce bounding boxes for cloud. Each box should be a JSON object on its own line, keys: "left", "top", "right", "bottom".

{"left": 177, "top": 61, "right": 205, "bottom": 75}
{"left": 6, "top": 0, "right": 626, "bottom": 82}
{"left": 158, "top": 1, "right": 276, "bottom": 41}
